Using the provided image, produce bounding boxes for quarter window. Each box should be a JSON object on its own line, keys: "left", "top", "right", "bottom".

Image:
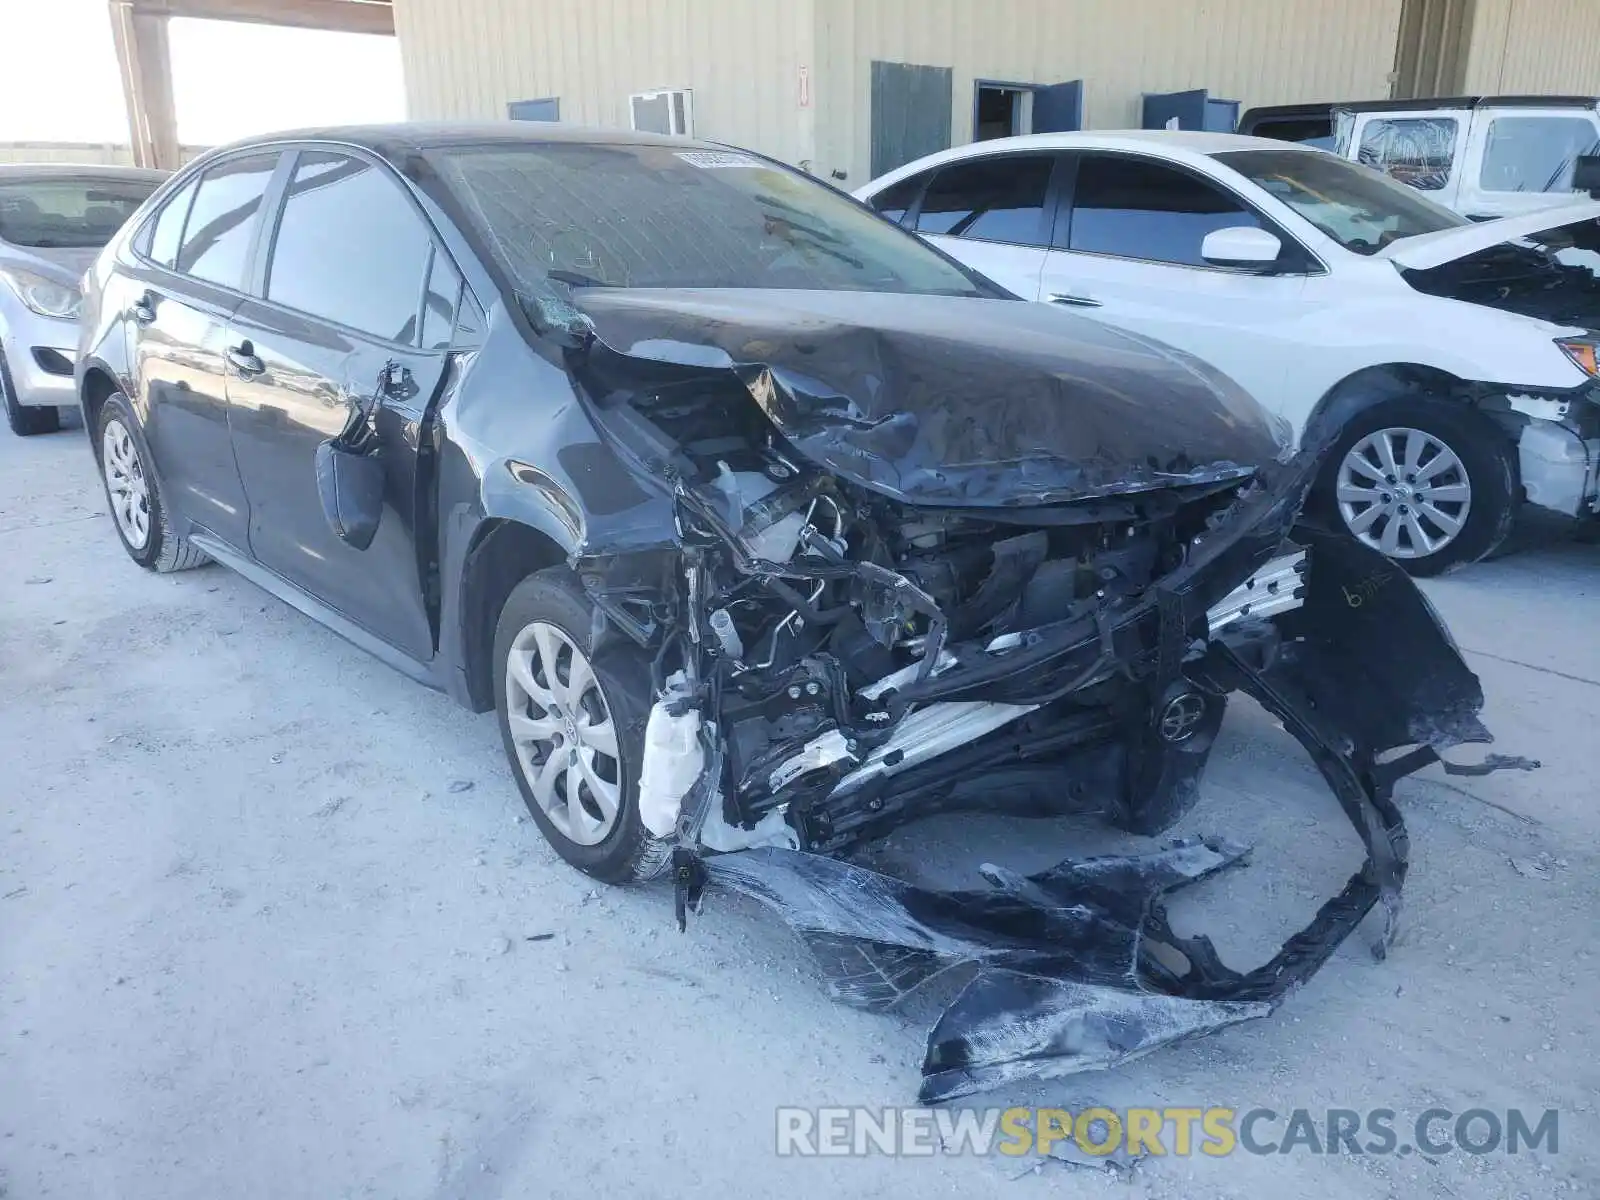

{"left": 914, "top": 155, "right": 1054, "bottom": 247}
{"left": 1356, "top": 117, "right": 1458, "bottom": 191}
{"left": 869, "top": 174, "right": 928, "bottom": 226}
{"left": 175, "top": 153, "right": 279, "bottom": 287}
{"left": 420, "top": 249, "right": 463, "bottom": 350}
{"left": 1479, "top": 116, "right": 1600, "bottom": 193}
{"left": 266, "top": 151, "right": 432, "bottom": 343}
{"left": 1068, "top": 155, "right": 1262, "bottom": 266}
{"left": 146, "top": 177, "right": 197, "bottom": 267}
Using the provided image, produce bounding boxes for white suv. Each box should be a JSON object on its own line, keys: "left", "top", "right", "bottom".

{"left": 856, "top": 131, "right": 1600, "bottom": 573}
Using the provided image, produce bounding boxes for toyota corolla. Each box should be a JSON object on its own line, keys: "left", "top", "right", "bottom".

{"left": 76, "top": 124, "right": 1526, "bottom": 1101}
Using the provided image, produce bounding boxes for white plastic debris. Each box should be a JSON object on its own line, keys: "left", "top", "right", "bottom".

{"left": 638, "top": 671, "right": 704, "bottom": 838}
{"left": 707, "top": 607, "right": 744, "bottom": 660}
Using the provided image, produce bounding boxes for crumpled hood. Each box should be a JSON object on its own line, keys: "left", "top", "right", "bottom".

{"left": 1378, "top": 198, "right": 1600, "bottom": 271}
{"left": 574, "top": 288, "right": 1284, "bottom": 507}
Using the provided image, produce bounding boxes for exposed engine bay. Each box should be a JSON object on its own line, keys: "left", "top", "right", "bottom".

{"left": 585, "top": 370, "right": 1278, "bottom": 854}
{"left": 550, "top": 288, "right": 1535, "bottom": 1101}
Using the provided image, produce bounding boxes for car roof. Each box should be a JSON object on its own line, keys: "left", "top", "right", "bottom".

{"left": 859, "top": 130, "right": 1321, "bottom": 189}
{"left": 1245, "top": 95, "right": 1599, "bottom": 120}
{"left": 0, "top": 163, "right": 169, "bottom": 184}
{"left": 197, "top": 121, "right": 727, "bottom": 162}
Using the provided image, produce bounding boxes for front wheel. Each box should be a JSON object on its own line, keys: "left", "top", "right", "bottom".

{"left": 493, "top": 567, "right": 671, "bottom": 885}
{"left": 1317, "top": 397, "right": 1516, "bottom": 576}
{"left": 95, "top": 392, "right": 209, "bottom": 572}
{"left": 1, "top": 349, "right": 61, "bottom": 436}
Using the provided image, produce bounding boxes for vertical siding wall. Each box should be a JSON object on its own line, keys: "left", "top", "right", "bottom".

{"left": 0, "top": 143, "right": 135, "bottom": 165}
{"left": 813, "top": 0, "right": 1405, "bottom": 182}
{"left": 393, "top": 0, "right": 816, "bottom": 164}
{"left": 1463, "top": 0, "right": 1600, "bottom": 94}
{"left": 0, "top": 143, "right": 208, "bottom": 166}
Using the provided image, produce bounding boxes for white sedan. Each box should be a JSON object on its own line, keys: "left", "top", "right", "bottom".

{"left": 857, "top": 131, "right": 1600, "bottom": 573}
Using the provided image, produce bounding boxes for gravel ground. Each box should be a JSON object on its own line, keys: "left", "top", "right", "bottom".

{"left": 2, "top": 419, "right": 1595, "bottom": 1199}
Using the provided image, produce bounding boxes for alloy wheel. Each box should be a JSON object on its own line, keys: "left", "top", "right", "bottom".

{"left": 1335, "top": 426, "right": 1472, "bottom": 559}
{"left": 102, "top": 419, "right": 152, "bottom": 550}
{"left": 504, "top": 621, "right": 622, "bottom": 846}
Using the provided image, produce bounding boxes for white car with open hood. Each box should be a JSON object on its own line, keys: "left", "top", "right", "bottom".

{"left": 856, "top": 131, "right": 1600, "bottom": 573}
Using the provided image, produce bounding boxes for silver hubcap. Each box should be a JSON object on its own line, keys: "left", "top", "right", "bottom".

{"left": 504, "top": 621, "right": 622, "bottom": 846}
{"left": 102, "top": 419, "right": 151, "bottom": 550}
{"left": 1336, "top": 427, "right": 1471, "bottom": 559}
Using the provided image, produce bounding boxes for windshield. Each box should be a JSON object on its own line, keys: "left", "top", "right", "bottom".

{"left": 1214, "top": 148, "right": 1466, "bottom": 255}
{"left": 0, "top": 178, "right": 159, "bottom": 249}
{"left": 427, "top": 141, "right": 992, "bottom": 299}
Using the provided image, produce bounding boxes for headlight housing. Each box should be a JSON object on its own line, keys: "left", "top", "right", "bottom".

{"left": 0, "top": 266, "right": 82, "bottom": 319}
{"left": 1556, "top": 337, "right": 1598, "bottom": 378}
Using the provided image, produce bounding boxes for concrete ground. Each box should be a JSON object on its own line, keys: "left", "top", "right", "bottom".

{"left": 1, "top": 419, "right": 1595, "bottom": 1200}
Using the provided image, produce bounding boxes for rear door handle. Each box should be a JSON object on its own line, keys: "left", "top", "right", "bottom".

{"left": 131, "top": 293, "right": 156, "bottom": 324}
{"left": 226, "top": 343, "right": 264, "bottom": 377}
{"left": 1048, "top": 292, "right": 1102, "bottom": 308}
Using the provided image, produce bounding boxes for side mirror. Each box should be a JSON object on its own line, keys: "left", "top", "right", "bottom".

{"left": 1201, "top": 226, "right": 1284, "bottom": 270}
{"left": 1573, "top": 154, "right": 1600, "bottom": 198}
{"left": 315, "top": 440, "right": 385, "bottom": 551}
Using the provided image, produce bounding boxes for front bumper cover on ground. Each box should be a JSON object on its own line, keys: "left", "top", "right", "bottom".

{"left": 688, "top": 514, "right": 1531, "bottom": 1102}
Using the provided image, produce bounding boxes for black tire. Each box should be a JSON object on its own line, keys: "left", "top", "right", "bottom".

{"left": 1315, "top": 395, "right": 1517, "bottom": 577}
{"left": 94, "top": 392, "right": 210, "bottom": 572}
{"left": 493, "top": 567, "right": 671, "bottom": 885}
{"left": 1, "top": 348, "right": 62, "bottom": 436}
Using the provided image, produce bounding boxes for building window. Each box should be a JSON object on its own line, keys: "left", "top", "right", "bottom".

{"left": 508, "top": 98, "right": 561, "bottom": 122}
{"left": 630, "top": 89, "right": 694, "bottom": 137}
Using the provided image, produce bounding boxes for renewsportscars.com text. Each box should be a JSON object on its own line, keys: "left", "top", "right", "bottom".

{"left": 775, "top": 1106, "right": 1560, "bottom": 1158}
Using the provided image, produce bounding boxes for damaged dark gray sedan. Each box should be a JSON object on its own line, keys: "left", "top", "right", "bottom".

{"left": 76, "top": 125, "right": 1528, "bottom": 1102}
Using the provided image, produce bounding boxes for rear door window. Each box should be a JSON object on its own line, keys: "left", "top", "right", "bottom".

{"left": 1067, "top": 154, "right": 1262, "bottom": 266}
{"left": 175, "top": 153, "right": 279, "bottom": 288}
{"left": 265, "top": 151, "right": 433, "bottom": 344}
{"left": 1356, "top": 117, "right": 1459, "bottom": 191}
{"left": 914, "top": 155, "right": 1054, "bottom": 246}
{"left": 1479, "top": 115, "right": 1600, "bottom": 193}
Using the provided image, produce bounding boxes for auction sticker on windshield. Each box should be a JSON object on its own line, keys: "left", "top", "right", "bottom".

{"left": 675, "top": 150, "right": 763, "bottom": 168}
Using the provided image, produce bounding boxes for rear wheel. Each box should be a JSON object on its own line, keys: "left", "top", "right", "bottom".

{"left": 1, "top": 348, "right": 61, "bottom": 436}
{"left": 1317, "top": 397, "right": 1516, "bottom": 576}
{"left": 493, "top": 567, "right": 670, "bottom": 885}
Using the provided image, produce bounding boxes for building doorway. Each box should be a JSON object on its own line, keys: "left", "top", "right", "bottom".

{"left": 975, "top": 83, "right": 1034, "bottom": 140}
{"left": 971, "top": 79, "right": 1084, "bottom": 144}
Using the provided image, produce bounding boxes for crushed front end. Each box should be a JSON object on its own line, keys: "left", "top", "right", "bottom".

{"left": 558, "top": 289, "right": 1526, "bottom": 1101}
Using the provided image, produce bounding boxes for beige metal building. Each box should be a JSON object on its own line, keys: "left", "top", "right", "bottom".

{"left": 392, "top": 0, "right": 1600, "bottom": 185}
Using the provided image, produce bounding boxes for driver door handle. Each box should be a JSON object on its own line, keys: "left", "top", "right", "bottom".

{"left": 1048, "top": 291, "right": 1102, "bottom": 308}
{"left": 226, "top": 342, "right": 264, "bottom": 377}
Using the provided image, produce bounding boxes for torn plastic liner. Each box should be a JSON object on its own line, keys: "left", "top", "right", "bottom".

{"left": 1348, "top": 110, "right": 1459, "bottom": 193}
{"left": 706, "top": 839, "right": 1273, "bottom": 1104}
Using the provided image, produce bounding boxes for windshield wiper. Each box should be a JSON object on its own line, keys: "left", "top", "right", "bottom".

{"left": 546, "top": 268, "right": 619, "bottom": 288}
{"left": 752, "top": 192, "right": 849, "bottom": 241}
{"left": 756, "top": 213, "right": 866, "bottom": 269}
